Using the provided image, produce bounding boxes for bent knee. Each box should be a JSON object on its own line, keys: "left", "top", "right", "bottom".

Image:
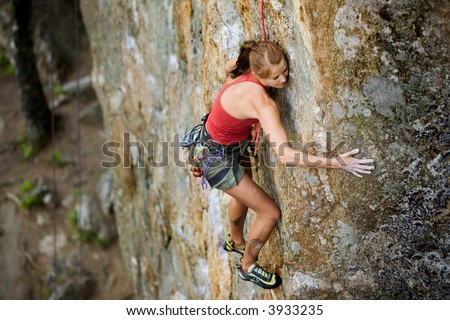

{"left": 273, "top": 208, "right": 282, "bottom": 223}
{"left": 266, "top": 207, "right": 281, "bottom": 224}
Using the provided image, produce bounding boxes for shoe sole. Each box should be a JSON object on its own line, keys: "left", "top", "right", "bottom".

{"left": 237, "top": 266, "right": 282, "bottom": 289}
{"left": 223, "top": 241, "right": 244, "bottom": 256}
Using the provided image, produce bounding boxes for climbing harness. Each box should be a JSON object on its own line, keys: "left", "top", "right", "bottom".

{"left": 181, "top": 114, "right": 224, "bottom": 189}
{"left": 181, "top": 114, "right": 256, "bottom": 190}
{"left": 181, "top": 114, "right": 212, "bottom": 188}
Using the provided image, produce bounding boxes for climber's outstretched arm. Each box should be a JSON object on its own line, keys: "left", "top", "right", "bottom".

{"left": 255, "top": 96, "right": 375, "bottom": 177}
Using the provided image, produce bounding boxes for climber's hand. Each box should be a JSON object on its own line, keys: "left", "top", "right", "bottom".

{"left": 336, "top": 149, "right": 375, "bottom": 178}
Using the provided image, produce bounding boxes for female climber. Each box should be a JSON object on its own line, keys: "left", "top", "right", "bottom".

{"left": 188, "top": 40, "right": 375, "bottom": 289}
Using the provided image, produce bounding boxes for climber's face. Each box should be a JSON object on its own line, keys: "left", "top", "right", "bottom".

{"left": 258, "top": 59, "right": 289, "bottom": 89}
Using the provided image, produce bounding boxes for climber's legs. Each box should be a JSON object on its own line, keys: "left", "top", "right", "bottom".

{"left": 228, "top": 197, "right": 247, "bottom": 249}
{"left": 227, "top": 167, "right": 252, "bottom": 249}
{"left": 224, "top": 172, "right": 281, "bottom": 272}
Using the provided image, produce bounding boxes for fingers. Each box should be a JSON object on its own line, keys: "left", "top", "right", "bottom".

{"left": 358, "top": 158, "right": 374, "bottom": 164}
{"left": 339, "top": 148, "right": 360, "bottom": 158}
{"left": 345, "top": 163, "right": 375, "bottom": 177}
{"left": 351, "top": 164, "right": 375, "bottom": 174}
{"left": 339, "top": 150, "right": 374, "bottom": 164}
{"left": 355, "top": 164, "right": 375, "bottom": 170}
{"left": 337, "top": 149, "right": 375, "bottom": 178}
{"left": 355, "top": 168, "right": 373, "bottom": 175}
{"left": 349, "top": 170, "right": 362, "bottom": 178}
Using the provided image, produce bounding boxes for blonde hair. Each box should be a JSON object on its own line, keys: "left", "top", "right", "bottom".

{"left": 230, "top": 40, "right": 287, "bottom": 79}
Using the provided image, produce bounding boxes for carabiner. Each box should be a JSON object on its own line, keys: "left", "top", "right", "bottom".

{"left": 192, "top": 166, "right": 203, "bottom": 177}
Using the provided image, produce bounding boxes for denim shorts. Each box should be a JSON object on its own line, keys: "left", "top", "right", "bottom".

{"left": 191, "top": 143, "right": 249, "bottom": 190}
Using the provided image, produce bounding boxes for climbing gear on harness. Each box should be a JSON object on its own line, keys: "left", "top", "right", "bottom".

{"left": 180, "top": 114, "right": 209, "bottom": 148}
{"left": 181, "top": 114, "right": 212, "bottom": 187}
{"left": 181, "top": 113, "right": 256, "bottom": 190}
{"left": 191, "top": 166, "right": 203, "bottom": 177}
{"left": 223, "top": 239, "right": 245, "bottom": 256}
{"left": 199, "top": 147, "right": 224, "bottom": 190}
{"left": 237, "top": 263, "right": 282, "bottom": 289}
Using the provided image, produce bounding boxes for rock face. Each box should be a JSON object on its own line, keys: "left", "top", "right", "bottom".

{"left": 80, "top": 0, "right": 449, "bottom": 299}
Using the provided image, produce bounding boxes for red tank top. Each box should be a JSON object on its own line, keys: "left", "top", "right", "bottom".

{"left": 206, "top": 73, "right": 266, "bottom": 145}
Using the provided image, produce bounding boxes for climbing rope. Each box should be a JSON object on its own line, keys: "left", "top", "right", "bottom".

{"left": 49, "top": 0, "right": 58, "bottom": 299}
{"left": 74, "top": 0, "right": 84, "bottom": 270}
{"left": 260, "top": 0, "right": 267, "bottom": 40}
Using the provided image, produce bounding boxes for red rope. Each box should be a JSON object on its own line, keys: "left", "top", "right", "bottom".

{"left": 260, "top": 0, "right": 267, "bottom": 40}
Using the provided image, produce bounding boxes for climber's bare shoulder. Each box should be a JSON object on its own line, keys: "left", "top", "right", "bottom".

{"left": 221, "top": 79, "right": 268, "bottom": 119}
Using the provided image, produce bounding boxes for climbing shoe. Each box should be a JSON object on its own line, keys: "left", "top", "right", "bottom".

{"left": 223, "top": 239, "right": 245, "bottom": 256}
{"left": 237, "top": 263, "right": 282, "bottom": 289}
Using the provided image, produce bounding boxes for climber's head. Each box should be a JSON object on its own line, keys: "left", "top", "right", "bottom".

{"left": 230, "top": 40, "right": 288, "bottom": 89}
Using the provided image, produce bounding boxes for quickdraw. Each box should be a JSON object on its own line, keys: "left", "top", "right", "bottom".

{"left": 191, "top": 145, "right": 207, "bottom": 179}
{"left": 191, "top": 143, "right": 225, "bottom": 190}
{"left": 199, "top": 147, "right": 224, "bottom": 190}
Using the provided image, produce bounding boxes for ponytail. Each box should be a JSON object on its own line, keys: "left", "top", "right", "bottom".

{"left": 229, "top": 40, "right": 257, "bottom": 78}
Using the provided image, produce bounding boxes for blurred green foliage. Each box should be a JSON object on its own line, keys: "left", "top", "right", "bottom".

{"left": 69, "top": 207, "right": 110, "bottom": 247}
{"left": 0, "top": 52, "right": 15, "bottom": 76}
{"left": 19, "top": 180, "right": 44, "bottom": 209}
{"left": 16, "top": 133, "right": 36, "bottom": 159}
